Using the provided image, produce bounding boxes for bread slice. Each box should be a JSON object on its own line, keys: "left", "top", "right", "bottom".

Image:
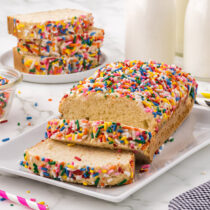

{"left": 8, "top": 9, "right": 94, "bottom": 39}
{"left": 13, "top": 47, "right": 100, "bottom": 75}
{"left": 46, "top": 118, "right": 152, "bottom": 159}
{"left": 59, "top": 60, "right": 198, "bottom": 162}
{"left": 20, "top": 139, "right": 135, "bottom": 187}
{"left": 17, "top": 27, "right": 104, "bottom": 57}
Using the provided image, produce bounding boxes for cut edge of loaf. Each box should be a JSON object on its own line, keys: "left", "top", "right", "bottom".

{"left": 21, "top": 139, "right": 135, "bottom": 187}
{"left": 59, "top": 93, "right": 158, "bottom": 132}
{"left": 47, "top": 118, "right": 153, "bottom": 163}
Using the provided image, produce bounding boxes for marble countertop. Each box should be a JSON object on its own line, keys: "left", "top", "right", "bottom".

{"left": 0, "top": 0, "right": 210, "bottom": 209}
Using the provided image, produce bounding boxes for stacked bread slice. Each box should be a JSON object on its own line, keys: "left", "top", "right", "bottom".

{"left": 8, "top": 9, "right": 104, "bottom": 75}
{"left": 21, "top": 139, "right": 135, "bottom": 187}
{"left": 21, "top": 60, "right": 197, "bottom": 187}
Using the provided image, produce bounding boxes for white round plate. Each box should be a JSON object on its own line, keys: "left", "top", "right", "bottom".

{"left": 0, "top": 50, "right": 108, "bottom": 84}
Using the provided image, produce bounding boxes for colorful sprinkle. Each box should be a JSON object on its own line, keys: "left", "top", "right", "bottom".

{"left": 2, "top": 137, "right": 10, "bottom": 142}
{"left": 46, "top": 119, "right": 152, "bottom": 152}
{"left": 74, "top": 156, "right": 81, "bottom": 161}
{"left": 65, "top": 60, "right": 197, "bottom": 125}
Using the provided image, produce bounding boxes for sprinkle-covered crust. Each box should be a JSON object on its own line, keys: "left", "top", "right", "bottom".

{"left": 14, "top": 47, "right": 101, "bottom": 75}
{"left": 17, "top": 27, "right": 104, "bottom": 57}
{"left": 8, "top": 10, "right": 94, "bottom": 39}
{"left": 20, "top": 139, "right": 135, "bottom": 187}
{"left": 64, "top": 60, "right": 197, "bottom": 125}
{"left": 46, "top": 118, "right": 152, "bottom": 152}
{"left": 0, "top": 76, "right": 10, "bottom": 119}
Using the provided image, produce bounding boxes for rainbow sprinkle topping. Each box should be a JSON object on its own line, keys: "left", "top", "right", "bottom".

{"left": 46, "top": 119, "right": 152, "bottom": 151}
{"left": 13, "top": 13, "right": 94, "bottom": 39}
{"left": 17, "top": 28, "right": 104, "bottom": 57}
{"left": 67, "top": 60, "right": 198, "bottom": 123}
{"left": 22, "top": 49, "right": 101, "bottom": 75}
{"left": 20, "top": 140, "right": 135, "bottom": 187}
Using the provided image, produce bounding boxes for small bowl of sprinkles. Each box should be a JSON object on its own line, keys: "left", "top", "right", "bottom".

{"left": 0, "top": 66, "right": 22, "bottom": 122}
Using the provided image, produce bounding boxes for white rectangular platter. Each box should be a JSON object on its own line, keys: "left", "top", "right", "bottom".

{"left": 0, "top": 105, "right": 209, "bottom": 203}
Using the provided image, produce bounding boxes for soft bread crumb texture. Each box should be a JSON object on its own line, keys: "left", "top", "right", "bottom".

{"left": 59, "top": 93, "right": 156, "bottom": 131}
{"left": 25, "top": 139, "right": 135, "bottom": 186}
{"left": 28, "top": 139, "right": 133, "bottom": 167}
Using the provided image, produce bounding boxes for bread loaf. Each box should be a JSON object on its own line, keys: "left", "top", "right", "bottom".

{"left": 20, "top": 139, "right": 135, "bottom": 187}
{"left": 59, "top": 60, "right": 198, "bottom": 162}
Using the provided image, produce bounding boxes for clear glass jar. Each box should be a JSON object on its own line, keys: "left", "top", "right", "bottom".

{"left": 0, "top": 67, "right": 22, "bottom": 122}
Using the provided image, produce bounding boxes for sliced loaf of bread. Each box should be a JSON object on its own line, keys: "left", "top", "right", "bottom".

{"left": 59, "top": 60, "right": 198, "bottom": 162}
{"left": 21, "top": 139, "right": 135, "bottom": 187}
{"left": 8, "top": 9, "right": 94, "bottom": 39}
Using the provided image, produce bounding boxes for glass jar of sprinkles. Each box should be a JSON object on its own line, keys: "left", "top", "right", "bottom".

{"left": 0, "top": 67, "right": 22, "bottom": 122}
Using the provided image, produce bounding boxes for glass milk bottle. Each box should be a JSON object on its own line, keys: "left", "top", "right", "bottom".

{"left": 125, "top": 0, "right": 176, "bottom": 64}
{"left": 175, "top": 0, "right": 188, "bottom": 57}
{"left": 184, "top": 0, "right": 210, "bottom": 81}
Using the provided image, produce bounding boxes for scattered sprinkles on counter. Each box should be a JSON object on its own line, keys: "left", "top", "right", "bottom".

{"left": 164, "top": 137, "right": 174, "bottom": 144}
{"left": 66, "top": 60, "right": 198, "bottom": 124}
{"left": 48, "top": 98, "right": 52, "bottom": 102}
{"left": 46, "top": 119, "right": 152, "bottom": 151}
{"left": 0, "top": 120, "right": 8, "bottom": 124}
{"left": 0, "top": 197, "right": 6, "bottom": 201}
{"left": 1, "top": 138, "right": 10, "bottom": 142}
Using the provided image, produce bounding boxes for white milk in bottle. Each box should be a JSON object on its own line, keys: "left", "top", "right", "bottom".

{"left": 125, "top": 0, "right": 176, "bottom": 64}
{"left": 184, "top": 0, "right": 210, "bottom": 80}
